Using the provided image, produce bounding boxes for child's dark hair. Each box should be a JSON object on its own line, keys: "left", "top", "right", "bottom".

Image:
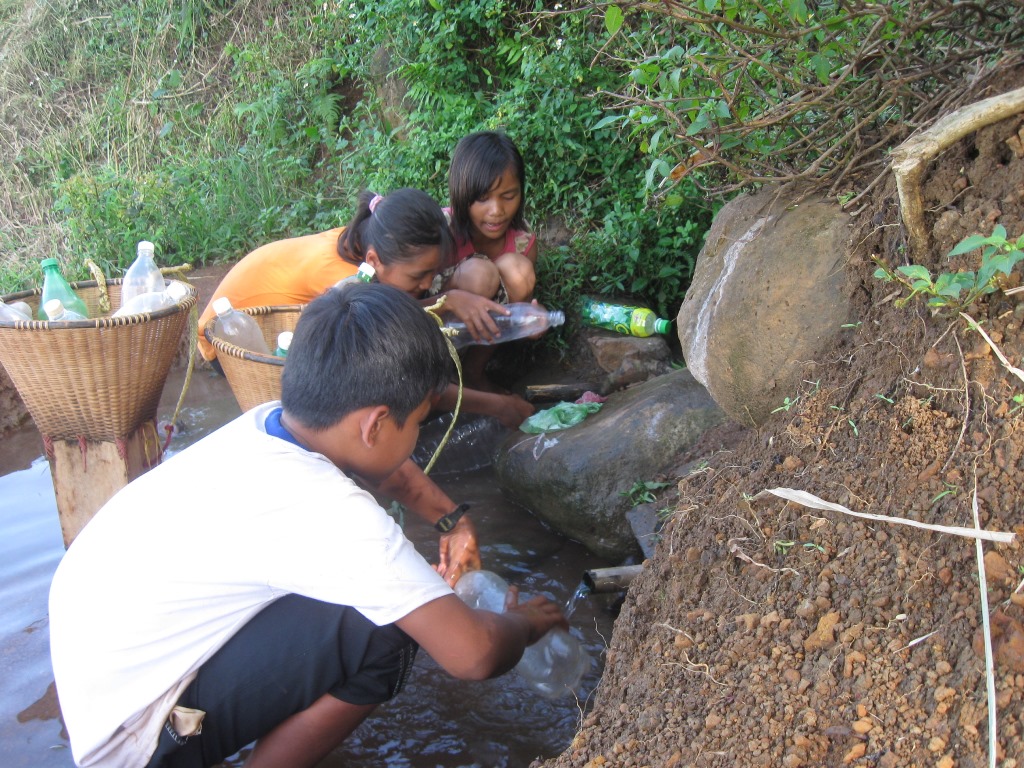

{"left": 281, "top": 283, "right": 453, "bottom": 430}
{"left": 448, "top": 131, "right": 527, "bottom": 243}
{"left": 338, "top": 188, "right": 455, "bottom": 270}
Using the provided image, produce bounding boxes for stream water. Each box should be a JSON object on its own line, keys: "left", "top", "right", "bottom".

{"left": 0, "top": 365, "right": 618, "bottom": 768}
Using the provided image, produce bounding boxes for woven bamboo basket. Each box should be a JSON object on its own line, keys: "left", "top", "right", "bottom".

{"left": 204, "top": 305, "right": 303, "bottom": 413}
{"left": 0, "top": 279, "right": 198, "bottom": 441}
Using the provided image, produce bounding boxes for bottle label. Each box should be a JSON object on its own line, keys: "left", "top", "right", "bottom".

{"left": 583, "top": 299, "right": 640, "bottom": 335}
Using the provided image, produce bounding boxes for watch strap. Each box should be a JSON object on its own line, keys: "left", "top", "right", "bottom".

{"left": 435, "top": 502, "right": 471, "bottom": 533}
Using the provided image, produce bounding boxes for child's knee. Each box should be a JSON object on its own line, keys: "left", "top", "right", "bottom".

{"left": 495, "top": 253, "right": 536, "bottom": 302}
{"left": 448, "top": 258, "right": 501, "bottom": 298}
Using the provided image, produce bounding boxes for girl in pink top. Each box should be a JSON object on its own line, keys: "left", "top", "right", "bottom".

{"left": 444, "top": 131, "right": 538, "bottom": 305}
{"left": 440, "top": 132, "right": 544, "bottom": 390}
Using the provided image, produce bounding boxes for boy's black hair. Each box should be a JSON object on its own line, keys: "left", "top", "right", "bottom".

{"left": 448, "top": 131, "right": 528, "bottom": 244}
{"left": 281, "top": 283, "right": 453, "bottom": 430}
{"left": 338, "top": 188, "right": 455, "bottom": 270}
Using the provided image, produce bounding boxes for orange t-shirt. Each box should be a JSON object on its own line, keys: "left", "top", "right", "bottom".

{"left": 197, "top": 227, "right": 357, "bottom": 361}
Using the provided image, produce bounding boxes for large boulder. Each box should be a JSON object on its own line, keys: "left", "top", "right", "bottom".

{"left": 494, "top": 369, "right": 726, "bottom": 560}
{"left": 677, "top": 186, "right": 854, "bottom": 426}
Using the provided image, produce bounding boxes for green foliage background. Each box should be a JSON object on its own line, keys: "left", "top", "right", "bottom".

{"left": 1, "top": 0, "right": 1017, "bottom": 320}
{"left": 0, "top": 0, "right": 712, "bottom": 322}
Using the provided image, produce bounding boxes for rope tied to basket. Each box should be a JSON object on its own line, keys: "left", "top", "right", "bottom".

{"left": 420, "top": 295, "right": 463, "bottom": 477}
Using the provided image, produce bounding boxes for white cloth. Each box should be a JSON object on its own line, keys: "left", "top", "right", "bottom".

{"left": 48, "top": 402, "right": 450, "bottom": 767}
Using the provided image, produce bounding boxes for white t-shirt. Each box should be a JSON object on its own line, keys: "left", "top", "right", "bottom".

{"left": 48, "top": 402, "right": 451, "bottom": 767}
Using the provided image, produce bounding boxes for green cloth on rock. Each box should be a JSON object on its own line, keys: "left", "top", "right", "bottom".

{"left": 520, "top": 401, "right": 603, "bottom": 433}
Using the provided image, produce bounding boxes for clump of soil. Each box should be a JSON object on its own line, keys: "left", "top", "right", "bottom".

{"left": 540, "top": 89, "right": 1024, "bottom": 765}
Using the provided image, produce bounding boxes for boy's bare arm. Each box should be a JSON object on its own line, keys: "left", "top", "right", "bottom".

{"left": 372, "top": 460, "right": 482, "bottom": 585}
{"left": 396, "top": 593, "right": 566, "bottom": 680}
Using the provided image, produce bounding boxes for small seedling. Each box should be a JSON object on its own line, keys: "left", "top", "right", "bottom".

{"left": 802, "top": 542, "right": 825, "bottom": 554}
{"left": 1010, "top": 394, "right": 1024, "bottom": 416}
{"left": 931, "top": 484, "right": 959, "bottom": 505}
{"left": 841, "top": 321, "right": 862, "bottom": 329}
{"left": 773, "top": 540, "right": 796, "bottom": 555}
{"left": 772, "top": 396, "right": 799, "bottom": 414}
{"left": 875, "top": 393, "right": 895, "bottom": 404}
{"left": 848, "top": 419, "right": 859, "bottom": 436}
{"left": 871, "top": 226, "right": 1024, "bottom": 314}
{"left": 621, "top": 479, "right": 673, "bottom": 506}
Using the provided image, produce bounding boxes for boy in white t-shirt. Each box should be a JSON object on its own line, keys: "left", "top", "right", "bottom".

{"left": 48, "top": 283, "right": 567, "bottom": 768}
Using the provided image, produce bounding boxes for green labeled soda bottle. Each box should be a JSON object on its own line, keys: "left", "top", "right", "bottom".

{"left": 580, "top": 297, "right": 670, "bottom": 337}
{"left": 39, "top": 258, "right": 89, "bottom": 320}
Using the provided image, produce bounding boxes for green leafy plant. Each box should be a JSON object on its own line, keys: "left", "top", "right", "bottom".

{"left": 772, "top": 396, "right": 800, "bottom": 414}
{"left": 621, "top": 480, "right": 674, "bottom": 506}
{"left": 872, "top": 225, "right": 1024, "bottom": 313}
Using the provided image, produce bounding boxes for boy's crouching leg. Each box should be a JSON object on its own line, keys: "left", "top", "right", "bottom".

{"left": 147, "top": 595, "right": 418, "bottom": 768}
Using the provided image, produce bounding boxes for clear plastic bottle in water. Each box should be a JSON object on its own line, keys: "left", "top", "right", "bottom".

{"left": 0, "top": 299, "right": 31, "bottom": 321}
{"left": 120, "top": 241, "right": 165, "bottom": 309}
{"left": 333, "top": 262, "right": 376, "bottom": 291}
{"left": 453, "top": 569, "right": 591, "bottom": 697}
{"left": 580, "top": 297, "right": 670, "bottom": 337}
{"left": 275, "top": 331, "right": 293, "bottom": 358}
{"left": 38, "top": 258, "right": 89, "bottom": 320}
{"left": 443, "top": 304, "right": 565, "bottom": 348}
{"left": 112, "top": 281, "right": 189, "bottom": 318}
{"left": 210, "top": 297, "right": 271, "bottom": 355}
{"left": 43, "top": 298, "right": 87, "bottom": 321}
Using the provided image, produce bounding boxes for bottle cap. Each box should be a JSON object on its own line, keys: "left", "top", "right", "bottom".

{"left": 161, "top": 282, "right": 186, "bottom": 304}
{"left": 549, "top": 310, "right": 566, "bottom": 328}
{"left": 43, "top": 299, "right": 65, "bottom": 319}
{"left": 654, "top": 318, "right": 671, "bottom": 334}
{"left": 137, "top": 240, "right": 155, "bottom": 255}
{"left": 41, "top": 257, "right": 59, "bottom": 269}
{"left": 212, "top": 296, "right": 234, "bottom": 316}
{"left": 277, "top": 331, "right": 293, "bottom": 352}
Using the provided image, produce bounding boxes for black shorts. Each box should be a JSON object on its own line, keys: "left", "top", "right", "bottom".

{"left": 145, "top": 594, "right": 417, "bottom": 768}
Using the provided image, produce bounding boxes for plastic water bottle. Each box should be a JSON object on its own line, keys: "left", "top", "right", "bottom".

{"left": 443, "top": 304, "right": 565, "bottom": 348}
{"left": 8, "top": 300, "right": 33, "bottom": 319}
{"left": 333, "top": 262, "right": 376, "bottom": 291}
{"left": 454, "top": 570, "right": 511, "bottom": 613}
{"left": 120, "top": 241, "right": 165, "bottom": 309}
{"left": 515, "top": 626, "right": 591, "bottom": 698}
{"left": 453, "top": 569, "right": 591, "bottom": 697}
{"left": 43, "top": 298, "right": 87, "bottom": 321}
{"left": 210, "top": 297, "right": 271, "bottom": 355}
{"left": 112, "top": 281, "right": 189, "bottom": 317}
{"left": 39, "top": 258, "right": 89, "bottom": 320}
{"left": 580, "top": 297, "right": 670, "bottom": 337}
{"left": 0, "top": 300, "right": 31, "bottom": 321}
{"left": 275, "top": 331, "right": 293, "bottom": 358}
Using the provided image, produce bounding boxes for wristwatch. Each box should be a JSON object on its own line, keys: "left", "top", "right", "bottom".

{"left": 435, "top": 503, "right": 471, "bottom": 533}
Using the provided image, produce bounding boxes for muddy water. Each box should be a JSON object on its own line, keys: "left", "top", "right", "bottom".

{"left": 0, "top": 366, "right": 618, "bottom": 768}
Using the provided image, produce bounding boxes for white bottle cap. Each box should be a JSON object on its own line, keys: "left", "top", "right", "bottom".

{"left": 212, "top": 296, "right": 233, "bottom": 316}
{"left": 166, "top": 282, "right": 189, "bottom": 303}
{"left": 277, "top": 331, "right": 293, "bottom": 352}
{"left": 138, "top": 240, "right": 155, "bottom": 255}
{"left": 43, "top": 299, "right": 65, "bottom": 319}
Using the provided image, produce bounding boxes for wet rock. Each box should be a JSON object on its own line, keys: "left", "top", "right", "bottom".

{"left": 580, "top": 328, "right": 673, "bottom": 392}
{"left": 494, "top": 369, "right": 726, "bottom": 559}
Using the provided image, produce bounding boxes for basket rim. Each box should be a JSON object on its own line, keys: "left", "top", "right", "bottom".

{"left": 203, "top": 304, "right": 303, "bottom": 364}
{"left": 0, "top": 278, "right": 198, "bottom": 328}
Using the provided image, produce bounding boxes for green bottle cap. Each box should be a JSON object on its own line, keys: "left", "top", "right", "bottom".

{"left": 654, "top": 318, "right": 671, "bottom": 334}
{"left": 41, "top": 257, "right": 59, "bottom": 269}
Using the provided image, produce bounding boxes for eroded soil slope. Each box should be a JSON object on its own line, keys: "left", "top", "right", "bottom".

{"left": 544, "top": 90, "right": 1024, "bottom": 766}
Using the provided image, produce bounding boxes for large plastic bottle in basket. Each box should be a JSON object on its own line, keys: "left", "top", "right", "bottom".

{"left": 443, "top": 304, "right": 565, "bottom": 348}
{"left": 38, "top": 258, "right": 89, "bottom": 320}
{"left": 0, "top": 299, "right": 31, "bottom": 321}
{"left": 210, "top": 297, "right": 271, "bottom": 355}
{"left": 112, "top": 281, "right": 189, "bottom": 318}
{"left": 120, "top": 241, "right": 165, "bottom": 309}
{"left": 453, "top": 569, "right": 591, "bottom": 697}
{"left": 43, "top": 298, "right": 88, "bottom": 321}
{"left": 334, "top": 262, "right": 375, "bottom": 291}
